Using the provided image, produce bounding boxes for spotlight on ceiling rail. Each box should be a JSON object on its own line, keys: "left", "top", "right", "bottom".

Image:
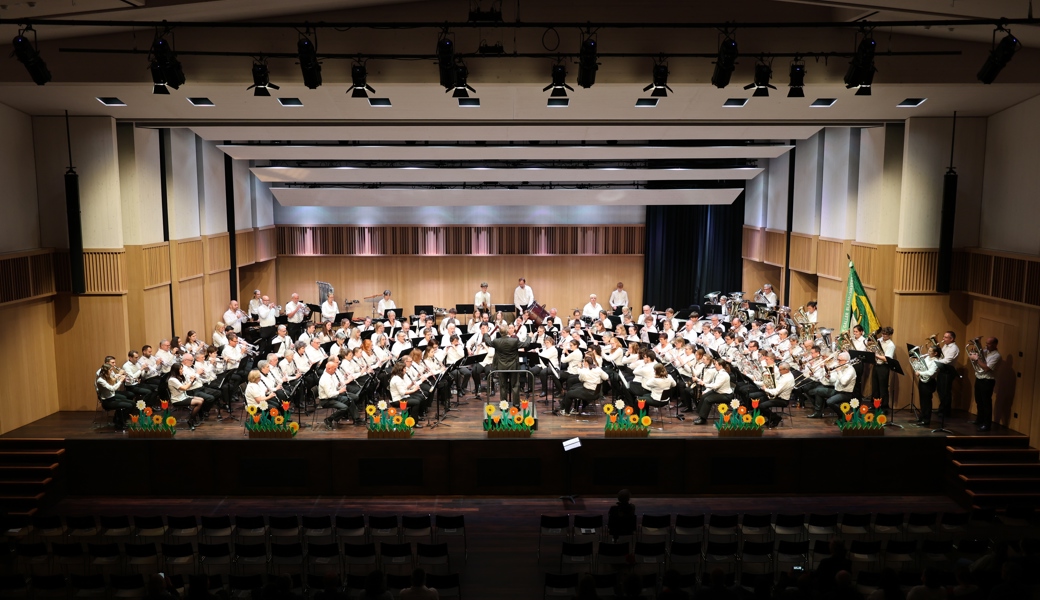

{"left": 543, "top": 62, "right": 573, "bottom": 106}
{"left": 744, "top": 59, "right": 776, "bottom": 97}
{"left": 11, "top": 26, "right": 50, "bottom": 85}
{"left": 149, "top": 32, "right": 185, "bottom": 94}
{"left": 642, "top": 61, "right": 673, "bottom": 98}
{"left": 576, "top": 35, "right": 599, "bottom": 89}
{"left": 977, "top": 28, "right": 1020, "bottom": 84}
{"left": 788, "top": 59, "right": 806, "bottom": 98}
{"left": 711, "top": 35, "right": 739, "bottom": 89}
{"left": 297, "top": 32, "right": 322, "bottom": 90}
{"left": 844, "top": 34, "right": 876, "bottom": 94}
{"left": 247, "top": 58, "right": 279, "bottom": 97}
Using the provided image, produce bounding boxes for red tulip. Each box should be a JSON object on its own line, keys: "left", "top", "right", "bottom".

{"left": 751, "top": 399, "right": 760, "bottom": 409}
{"left": 637, "top": 400, "right": 646, "bottom": 410}
{"left": 873, "top": 398, "right": 882, "bottom": 409}
{"left": 282, "top": 401, "right": 291, "bottom": 411}
{"left": 845, "top": 413, "right": 853, "bottom": 422}
{"left": 160, "top": 400, "right": 169, "bottom": 410}
{"left": 399, "top": 401, "right": 408, "bottom": 411}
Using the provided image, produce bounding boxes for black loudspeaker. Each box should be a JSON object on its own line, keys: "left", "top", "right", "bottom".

{"left": 64, "top": 171, "right": 85, "bottom": 294}
{"left": 936, "top": 169, "right": 958, "bottom": 294}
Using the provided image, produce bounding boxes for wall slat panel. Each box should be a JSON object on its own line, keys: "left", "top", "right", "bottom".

{"left": 82, "top": 250, "right": 126, "bottom": 295}
{"left": 788, "top": 234, "right": 817, "bottom": 274}
{"left": 742, "top": 226, "right": 762, "bottom": 261}
{"left": 851, "top": 243, "right": 878, "bottom": 288}
{"left": 968, "top": 253, "right": 993, "bottom": 296}
{"left": 894, "top": 249, "right": 939, "bottom": 293}
{"left": 236, "top": 230, "right": 256, "bottom": 266}
{"left": 992, "top": 256, "right": 1026, "bottom": 303}
{"left": 0, "top": 249, "right": 61, "bottom": 305}
{"left": 173, "top": 240, "right": 203, "bottom": 282}
{"left": 141, "top": 242, "right": 171, "bottom": 288}
{"left": 255, "top": 226, "right": 277, "bottom": 263}
{"left": 817, "top": 239, "right": 844, "bottom": 281}
{"left": 763, "top": 230, "right": 786, "bottom": 267}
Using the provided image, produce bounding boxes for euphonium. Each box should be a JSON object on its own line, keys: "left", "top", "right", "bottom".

{"left": 924, "top": 334, "right": 940, "bottom": 354}
{"left": 837, "top": 330, "right": 853, "bottom": 352}
{"left": 966, "top": 336, "right": 986, "bottom": 375}
{"left": 865, "top": 328, "right": 883, "bottom": 356}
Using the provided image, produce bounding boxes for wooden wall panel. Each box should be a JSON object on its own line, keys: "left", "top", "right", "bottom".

{"left": 236, "top": 230, "right": 256, "bottom": 267}
{"left": 850, "top": 243, "right": 878, "bottom": 288}
{"left": 895, "top": 249, "right": 938, "bottom": 294}
{"left": 239, "top": 261, "right": 277, "bottom": 310}
{"left": 206, "top": 270, "right": 230, "bottom": 332}
{"left": 742, "top": 259, "right": 782, "bottom": 306}
{"left": 174, "top": 239, "right": 203, "bottom": 282}
{"left": 82, "top": 249, "right": 126, "bottom": 295}
{"left": 0, "top": 299, "right": 59, "bottom": 434}
{"left": 967, "top": 253, "right": 992, "bottom": 296}
{"left": 741, "top": 226, "right": 762, "bottom": 261}
{"left": 276, "top": 256, "right": 644, "bottom": 317}
{"left": 788, "top": 271, "right": 819, "bottom": 312}
{"left": 53, "top": 294, "right": 129, "bottom": 411}
{"left": 789, "top": 234, "right": 817, "bottom": 274}
{"left": 763, "top": 229, "right": 787, "bottom": 267}
{"left": 889, "top": 293, "right": 970, "bottom": 411}
{"left": 817, "top": 277, "right": 846, "bottom": 329}
{"left": 142, "top": 243, "right": 171, "bottom": 289}
{"left": 255, "top": 226, "right": 277, "bottom": 263}
{"left": 0, "top": 249, "right": 57, "bottom": 305}
{"left": 172, "top": 279, "right": 203, "bottom": 341}
{"left": 207, "top": 234, "right": 231, "bottom": 274}
{"left": 817, "top": 238, "right": 845, "bottom": 281}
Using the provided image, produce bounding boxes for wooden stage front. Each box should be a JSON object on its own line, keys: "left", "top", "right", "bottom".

{"left": 4, "top": 397, "right": 1019, "bottom": 499}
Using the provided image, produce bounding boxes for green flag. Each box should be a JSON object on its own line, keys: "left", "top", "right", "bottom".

{"left": 841, "top": 260, "right": 880, "bottom": 334}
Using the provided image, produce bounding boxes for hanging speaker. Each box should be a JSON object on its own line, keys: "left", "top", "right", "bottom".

{"left": 64, "top": 170, "right": 85, "bottom": 294}
{"left": 935, "top": 169, "right": 958, "bottom": 294}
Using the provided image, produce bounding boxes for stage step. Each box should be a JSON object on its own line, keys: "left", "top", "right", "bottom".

{"left": 966, "top": 490, "right": 1040, "bottom": 508}
{"left": 953, "top": 462, "right": 1040, "bottom": 477}
{"left": 945, "top": 447, "right": 1039, "bottom": 463}
{"left": 0, "top": 439, "right": 65, "bottom": 516}
{"left": 959, "top": 475, "right": 1040, "bottom": 493}
{"left": 945, "top": 435, "right": 1031, "bottom": 448}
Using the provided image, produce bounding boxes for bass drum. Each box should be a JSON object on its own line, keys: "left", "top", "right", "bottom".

{"left": 528, "top": 303, "right": 550, "bottom": 325}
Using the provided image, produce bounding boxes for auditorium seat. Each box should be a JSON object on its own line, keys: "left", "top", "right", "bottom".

{"left": 368, "top": 515, "right": 401, "bottom": 546}
{"left": 233, "top": 515, "right": 268, "bottom": 544}
{"left": 633, "top": 541, "right": 667, "bottom": 574}
{"left": 66, "top": 515, "right": 99, "bottom": 539}
{"left": 270, "top": 542, "right": 304, "bottom": 575}
{"left": 334, "top": 514, "right": 367, "bottom": 544}
{"left": 199, "top": 515, "right": 235, "bottom": 543}
{"left": 416, "top": 541, "right": 451, "bottom": 574}
{"left": 881, "top": 539, "right": 918, "bottom": 571}
{"left": 596, "top": 541, "right": 630, "bottom": 572}
{"left": 342, "top": 541, "right": 377, "bottom": 573}
{"left": 738, "top": 513, "right": 773, "bottom": 543}
{"left": 706, "top": 514, "right": 738, "bottom": 542}
{"left": 123, "top": 542, "right": 159, "bottom": 573}
{"left": 543, "top": 572, "right": 578, "bottom": 600}
{"left": 86, "top": 542, "right": 121, "bottom": 572}
{"left": 130, "top": 516, "right": 166, "bottom": 542}
{"left": 673, "top": 514, "right": 706, "bottom": 543}
{"left": 774, "top": 539, "right": 809, "bottom": 572}
{"left": 638, "top": 514, "right": 671, "bottom": 545}
{"left": 165, "top": 515, "right": 200, "bottom": 542}
{"left": 68, "top": 573, "right": 106, "bottom": 597}
{"left": 559, "top": 541, "right": 593, "bottom": 573}
{"left": 231, "top": 542, "right": 269, "bottom": 574}
{"left": 433, "top": 514, "right": 468, "bottom": 560}
{"left": 304, "top": 542, "right": 340, "bottom": 578}
{"left": 804, "top": 513, "right": 839, "bottom": 541}
{"left": 571, "top": 514, "right": 603, "bottom": 543}
{"left": 401, "top": 514, "right": 434, "bottom": 544}
{"left": 839, "top": 513, "right": 872, "bottom": 541}
{"left": 537, "top": 515, "right": 570, "bottom": 558}
{"left": 268, "top": 515, "right": 301, "bottom": 543}
{"left": 702, "top": 540, "right": 739, "bottom": 574}
{"left": 666, "top": 540, "right": 702, "bottom": 574}
{"left": 379, "top": 541, "right": 414, "bottom": 574}
{"left": 197, "top": 542, "right": 232, "bottom": 575}
{"left": 227, "top": 573, "right": 263, "bottom": 598}
{"left": 772, "top": 513, "right": 806, "bottom": 542}
{"left": 161, "top": 542, "right": 196, "bottom": 575}
{"left": 848, "top": 540, "right": 882, "bottom": 573}
{"left": 300, "top": 515, "right": 333, "bottom": 543}
{"left": 109, "top": 573, "right": 145, "bottom": 598}
{"left": 738, "top": 541, "right": 773, "bottom": 577}
{"left": 871, "top": 512, "right": 905, "bottom": 541}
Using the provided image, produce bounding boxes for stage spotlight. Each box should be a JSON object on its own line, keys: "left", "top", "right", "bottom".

{"left": 744, "top": 60, "right": 776, "bottom": 97}
{"left": 977, "top": 29, "right": 1020, "bottom": 84}
{"left": 11, "top": 27, "right": 50, "bottom": 85}
{"left": 451, "top": 61, "right": 476, "bottom": 98}
{"left": 247, "top": 59, "right": 279, "bottom": 97}
{"left": 543, "top": 63, "right": 573, "bottom": 107}
{"left": 844, "top": 35, "right": 876, "bottom": 92}
{"left": 297, "top": 33, "right": 322, "bottom": 90}
{"left": 437, "top": 37, "right": 455, "bottom": 89}
{"left": 350, "top": 63, "right": 375, "bottom": 98}
{"left": 576, "top": 36, "right": 598, "bottom": 89}
{"left": 788, "top": 60, "right": 805, "bottom": 98}
{"left": 711, "top": 36, "right": 739, "bottom": 89}
{"left": 855, "top": 68, "right": 874, "bottom": 95}
{"left": 149, "top": 34, "right": 185, "bottom": 93}
{"left": 642, "top": 62, "right": 673, "bottom": 98}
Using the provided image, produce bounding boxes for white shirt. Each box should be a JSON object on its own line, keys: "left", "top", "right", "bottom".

{"left": 155, "top": 349, "right": 176, "bottom": 374}
{"left": 538, "top": 346, "right": 560, "bottom": 370}
{"left": 248, "top": 298, "right": 264, "bottom": 317}
{"left": 609, "top": 289, "right": 629, "bottom": 310}
{"left": 391, "top": 340, "right": 413, "bottom": 359}
{"left": 123, "top": 360, "right": 144, "bottom": 383}
{"left": 643, "top": 375, "right": 676, "bottom": 401}
{"left": 271, "top": 335, "right": 292, "bottom": 356}
{"left": 212, "top": 331, "right": 228, "bottom": 347}
{"left": 764, "top": 372, "right": 796, "bottom": 401}
{"left": 474, "top": 290, "right": 492, "bottom": 311}
{"left": 318, "top": 371, "right": 342, "bottom": 400}
{"left": 561, "top": 349, "right": 583, "bottom": 374}
{"left": 223, "top": 308, "right": 247, "bottom": 333}
{"left": 439, "top": 318, "right": 461, "bottom": 335}
{"left": 245, "top": 381, "right": 267, "bottom": 407}
{"left": 828, "top": 363, "right": 857, "bottom": 393}
{"left": 168, "top": 377, "right": 188, "bottom": 403}
{"left": 973, "top": 348, "right": 1000, "bottom": 381}
{"left": 257, "top": 303, "right": 280, "bottom": 327}
{"left": 763, "top": 291, "right": 778, "bottom": 308}
{"left": 705, "top": 370, "right": 732, "bottom": 395}
{"left": 878, "top": 338, "right": 896, "bottom": 364}
{"left": 377, "top": 298, "right": 396, "bottom": 315}
{"left": 851, "top": 335, "right": 868, "bottom": 352}
{"left": 305, "top": 345, "right": 326, "bottom": 365}
{"left": 321, "top": 300, "right": 339, "bottom": 323}
{"left": 582, "top": 302, "right": 604, "bottom": 319}
{"left": 513, "top": 285, "right": 534, "bottom": 309}
{"left": 285, "top": 300, "right": 305, "bottom": 324}
{"left": 937, "top": 342, "right": 960, "bottom": 365}
{"left": 221, "top": 345, "right": 243, "bottom": 370}
{"left": 807, "top": 310, "right": 818, "bottom": 324}
{"left": 633, "top": 361, "right": 655, "bottom": 385}
{"left": 389, "top": 375, "right": 413, "bottom": 403}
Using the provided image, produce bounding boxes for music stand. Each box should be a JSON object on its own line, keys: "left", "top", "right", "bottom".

{"left": 414, "top": 305, "right": 434, "bottom": 319}
{"left": 382, "top": 309, "right": 398, "bottom": 319}
{"left": 456, "top": 303, "right": 475, "bottom": 315}
{"left": 883, "top": 355, "right": 913, "bottom": 428}
{"left": 306, "top": 304, "right": 322, "bottom": 317}
{"left": 275, "top": 315, "right": 289, "bottom": 325}
{"left": 361, "top": 330, "right": 376, "bottom": 342}
{"left": 701, "top": 303, "right": 723, "bottom": 316}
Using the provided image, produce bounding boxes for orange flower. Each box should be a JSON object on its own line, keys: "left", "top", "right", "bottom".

{"left": 624, "top": 406, "right": 634, "bottom": 416}
{"left": 373, "top": 415, "right": 381, "bottom": 424}
{"left": 269, "top": 407, "right": 279, "bottom": 417}
{"left": 609, "top": 415, "right": 617, "bottom": 423}
{"left": 509, "top": 406, "right": 519, "bottom": 416}
{"left": 160, "top": 400, "right": 169, "bottom": 410}
{"left": 492, "top": 415, "right": 501, "bottom": 424}
{"left": 723, "top": 414, "right": 731, "bottom": 423}
{"left": 130, "top": 415, "right": 139, "bottom": 423}
{"left": 637, "top": 400, "right": 646, "bottom": 410}
{"left": 751, "top": 399, "right": 760, "bottom": 409}
{"left": 165, "top": 416, "right": 176, "bottom": 427}
{"left": 520, "top": 400, "right": 529, "bottom": 410}
{"left": 877, "top": 414, "right": 888, "bottom": 425}
{"left": 859, "top": 405, "right": 869, "bottom": 414}
{"left": 282, "top": 401, "right": 291, "bottom": 411}
{"left": 524, "top": 416, "right": 535, "bottom": 427}
{"left": 387, "top": 407, "right": 397, "bottom": 416}
{"left": 253, "top": 415, "right": 261, "bottom": 423}
{"left": 845, "top": 413, "right": 853, "bottom": 422}
{"left": 144, "top": 407, "right": 153, "bottom": 417}
{"left": 737, "top": 405, "right": 748, "bottom": 415}
{"left": 399, "top": 401, "right": 408, "bottom": 411}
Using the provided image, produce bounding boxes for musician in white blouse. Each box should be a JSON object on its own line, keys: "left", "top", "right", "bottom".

{"left": 582, "top": 294, "right": 604, "bottom": 320}
{"left": 317, "top": 359, "right": 358, "bottom": 429}
{"left": 513, "top": 278, "right": 534, "bottom": 315}
{"left": 244, "top": 369, "right": 275, "bottom": 409}
{"left": 391, "top": 331, "right": 413, "bottom": 359}
{"left": 445, "top": 334, "right": 471, "bottom": 395}
{"left": 212, "top": 322, "right": 228, "bottom": 347}
{"left": 285, "top": 293, "right": 306, "bottom": 324}
{"left": 389, "top": 357, "right": 427, "bottom": 423}
{"left": 247, "top": 290, "right": 263, "bottom": 318}
{"left": 168, "top": 363, "right": 207, "bottom": 429}
{"left": 257, "top": 296, "right": 280, "bottom": 327}
{"left": 609, "top": 282, "right": 629, "bottom": 314}
{"left": 223, "top": 300, "right": 248, "bottom": 334}
{"left": 474, "top": 283, "right": 492, "bottom": 314}
{"left": 754, "top": 362, "right": 795, "bottom": 427}
{"left": 805, "top": 301, "right": 819, "bottom": 323}
{"left": 377, "top": 290, "right": 396, "bottom": 316}
{"left": 640, "top": 363, "right": 676, "bottom": 410}
{"left": 321, "top": 292, "right": 339, "bottom": 323}
{"left": 561, "top": 353, "right": 607, "bottom": 415}
{"left": 529, "top": 335, "right": 560, "bottom": 397}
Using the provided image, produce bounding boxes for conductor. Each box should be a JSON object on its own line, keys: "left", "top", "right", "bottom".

{"left": 484, "top": 324, "right": 522, "bottom": 405}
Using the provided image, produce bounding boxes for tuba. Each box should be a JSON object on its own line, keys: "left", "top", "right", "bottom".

{"left": 908, "top": 346, "right": 931, "bottom": 382}
{"left": 966, "top": 337, "right": 986, "bottom": 375}
{"left": 865, "top": 328, "right": 883, "bottom": 357}
{"left": 836, "top": 330, "right": 853, "bottom": 352}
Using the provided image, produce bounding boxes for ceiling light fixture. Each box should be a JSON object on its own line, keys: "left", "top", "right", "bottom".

{"left": 642, "top": 60, "right": 672, "bottom": 98}
{"left": 96, "top": 97, "right": 126, "bottom": 107}
{"left": 437, "top": 35, "right": 456, "bottom": 90}
{"left": 576, "top": 34, "right": 599, "bottom": 89}
{"left": 543, "top": 62, "right": 573, "bottom": 106}
{"left": 247, "top": 58, "right": 279, "bottom": 97}
{"left": 723, "top": 98, "right": 748, "bottom": 107}
{"left": 297, "top": 31, "right": 322, "bottom": 90}
{"left": 788, "top": 59, "right": 806, "bottom": 98}
{"left": 451, "top": 60, "right": 476, "bottom": 98}
{"left": 11, "top": 26, "right": 50, "bottom": 85}
{"left": 187, "top": 97, "right": 214, "bottom": 106}
{"left": 844, "top": 34, "right": 876, "bottom": 94}
{"left": 350, "top": 62, "right": 375, "bottom": 98}
{"left": 744, "top": 58, "right": 776, "bottom": 97}
{"left": 977, "top": 28, "right": 1019, "bottom": 84}
{"left": 810, "top": 98, "right": 836, "bottom": 107}
{"left": 278, "top": 97, "right": 303, "bottom": 107}
{"left": 711, "top": 34, "right": 739, "bottom": 89}
{"left": 149, "top": 31, "right": 185, "bottom": 94}
{"left": 897, "top": 98, "right": 927, "bottom": 107}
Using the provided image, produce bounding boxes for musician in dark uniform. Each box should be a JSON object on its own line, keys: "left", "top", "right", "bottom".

{"left": 484, "top": 324, "right": 522, "bottom": 405}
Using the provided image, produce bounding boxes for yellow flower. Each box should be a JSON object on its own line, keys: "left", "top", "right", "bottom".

{"left": 864, "top": 413, "right": 875, "bottom": 422}
{"left": 603, "top": 404, "right": 615, "bottom": 414}
{"left": 393, "top": 415, "right": 403, "bottom": 425}
{"left": 288, "top": 422, "right": 300, "bottom": 433}
{"left": 640, "top": 415, "right": 651, "bottom": 427}
{"left": 840, "top": 402, "right": 851, "bottom": 414}
{"left": 524, "top": 416, "right": 535, "bottom": 427}
{"left": 366, "top": 404, "right": 377, "bottom": 416}
{"left": 405, "top": 417, "right": 416, "bottom": 427}
{"left": 152, "top": 415, "right": 163, "bottom": 425}
{"left": 165, "top": 416, "right": 176, "bottom": 427}
{"left": 754, "top": 415, "right": 766, "bottom": 426}
{"left": 742, "top": 413, "right": 752, "bottom": 423}
{"left": 246, "top": 404, "right": 258, "bottom": 415}
{"left": 629, "top": 414, "right": 639, "bottom": 424}
{"left": 717, "top": 404, "right": 728, "bottom": 414}
{"left": 513, "top": 414, "right": 523, "bottom": 424}
{"left": 876, "top": 414, "right": 887, "bottom": 425}
{"left": 485, "top": 404, "right": 496, "bottom": 416}
{"left": 274, "top": 416, "right": 285, "bottom": 425}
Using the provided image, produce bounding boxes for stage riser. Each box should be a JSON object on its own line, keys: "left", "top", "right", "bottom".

{"left": 68, "top": 437, "right": 947, "bottom": 498}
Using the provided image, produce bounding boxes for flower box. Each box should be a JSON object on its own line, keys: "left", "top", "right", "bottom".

{"left": 247, "top": 430, "right": 294, "bottom": 439}
{"left": 487, "top": 429, "right": 532, "bottom": 439}
{"left": 716, "top": 428, "right": 764, "bottom": 438}
{"left": 127, "top": 429, "right": 174, "bottom": 439}
{"left": 840, "top": 427, "right": 885, "bottom": 437}
{"left": 368, "top": 430, "right": 413, "bottom": 439}
{"left": 605, "top": 429, "right": 650, "bottom": 438}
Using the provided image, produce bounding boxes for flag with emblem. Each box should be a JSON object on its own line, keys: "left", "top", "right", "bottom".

{"left": 841, "top": 259, "right": 880, "bottom": 334}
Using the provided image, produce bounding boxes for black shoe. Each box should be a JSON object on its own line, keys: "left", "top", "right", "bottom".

{"left": 806, "top": 412, "right": 824, "bottom": 419}
{"left": 692, "top": 418, "right": 704, "bottom": 425}
{"left": 323, "top": 417, "right": 334, "bottom": 430}
{"left": 977, "top": 424, "right": 990, "bottom": 432}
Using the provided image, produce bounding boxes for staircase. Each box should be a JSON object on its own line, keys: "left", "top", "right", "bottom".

{"left": 946, "top": 433, "right": 1040, "bottom": 509}
{"left": 0, "top": 438, "right": 65, "bottom": 517}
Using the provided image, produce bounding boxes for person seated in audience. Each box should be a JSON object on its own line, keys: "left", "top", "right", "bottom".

{"left": 906, "top": 567, "right": 950, "bottom": 600}
{"left": 606, "top": 488, "right": 636, "bottom": 541}
{"left": 361, "top": 570, "right": 394, "bottom": 600}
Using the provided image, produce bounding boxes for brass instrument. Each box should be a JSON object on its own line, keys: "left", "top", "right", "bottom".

{"left": 865, "top": 328, "right": 883, "bottom": 357}
{"left": 966, "top": 337, "right": 986, "bottom": 375}
{"left": 759, "top": 363, "right": 776, "bottom": 389}
{"left": 817, "top": 327, "right": 835, "bottom": 352}
{"left": 924, "top": 334, "right": 940, "bottom": 354}
{"left": 300, "top": 304, "right": 312, "bottom": 318}
{"left": 836, "top": 330, "right": 853, "bottom": 352}
{"left": 908, "top": 346, "right": 931, "bottom": 383}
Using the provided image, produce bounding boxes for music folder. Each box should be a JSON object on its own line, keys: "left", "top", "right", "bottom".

{"left": 333, "top": 312, "right": 353, "bottom": 324}
{"left": 320, "top": 341, "right": 336, "bottom": 355}
{"left": 360, "top": 330, "right": 376, "bottom": 341}
{"left": 494, "top": 304, "right": 514, "bottom": 313}
{"left": 275, "top": 315, "right": 289, "bottom": 325}
{"left": 645, "top": 331, "right": 661, "bottom": 346}
{"left": 456, "top": 303, "right": 475, "bottom": 315}
{"left": 701, "top": 303, "right": 723, "bottom": 315}
{"left": 383, "top": 309, "right": 398, "bottom": 319}
{"left": 414, "top": 305, "right": 435, "bottom": 318}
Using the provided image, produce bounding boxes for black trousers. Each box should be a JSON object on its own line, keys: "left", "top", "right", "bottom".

{"left": 471, "top": 364, "right": 488, "bottom": 393}
{"left": 561, "top": 387, "right": 599, "bottom": 413}
{"left": 497, "top": 371, "right": 522, "bottom": 404}
{"left": 936, "top": 365, "right": 955, "bottom": 415}
{"left": 322, "top": 393, "right": 358, "bottom": 422}
{"left": 918, "top": 379, "right": 937, "bottom": 424}
{"left": 697, "top": 391, "right": 732, "bottom": 421}
{"left": 871, "top": 363, "right": 891, "bottom": 408}
{"left": 101, "top": 395, "right": 134, "bottom": 427}
{"left": 452, "top": 366, "right": 472, "bottom": 394}
{"left": 974, "top": 377, "right": 996, "bottom": 426}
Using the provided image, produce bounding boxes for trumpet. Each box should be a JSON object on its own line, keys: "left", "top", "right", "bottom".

{"left": 966, "top": 336, "right": 986, "bottom": 375}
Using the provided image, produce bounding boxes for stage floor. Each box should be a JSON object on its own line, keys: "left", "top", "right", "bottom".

{"left": 1, "top": 395, "right": 1020, "bottom": 441}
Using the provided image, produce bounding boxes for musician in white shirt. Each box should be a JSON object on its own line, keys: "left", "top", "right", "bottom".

{"left": 871, "top": 326, "right": 897, "bottom": 410}
{"left": 969, "top": 336, "right": 1001, "bottom": 431}
{"left": 513, "top": 278, "right": 534, "bottom": 314}
{"left": 445, "top": 334, "right": 471, "bottom": 395}
{"left": 320, "top": 293, "right": 339, "bottom": 323}
{"left": 561, "top": 353, "right": 607, "bottom": 415}
{"left": 913, "top": 345, "right": 941, "bottom": 427}
{"left": 808, "top": 352, "right": 856, "bottom": 418}
{"left": 212, "top": 322, "right": 228, "bottom": 348}
{"left": 729, "top": 317, "right": 748, "bottom": 339}
{"left": 121, "top": 350, "right": 154, "bottom": 397}
{"left": 168, "top": 363, "right": 206, "bottom": 429}
{"left": 466, "top": 323, "right": 493, "bottom": 396}
{"left": 223, "top": 300, "right": 248, "bottom": 334}
{"left": 761, "top": 283, "right": 778, "bottom": 308}
{"left": 474, "top": 283, "right": 492, "bottom": 314}
{"left": 440, "top": 322, "right": 460, "bottom": 348}
{"left": 285, "top": 293, "right": 306, "bottom": 324}
{"left": 155, "top": 339, "right": 177, "bottom": 375}
{"left": 694, "top": 360, "right": 733, "bottom": 424}
{"left": 305, "top": 337, "right": 327, "bottom": 367}
{"left": 376, "top": 290, "right": 396, "bottom": 316}
{"left": 640, "top": 363, "right": 676, "bottom": 410}
{"left": 609, "top": 282, "right": 629, "bottom": 314}
{"left": 582, "top": 294, "right": 604, "bottom": 319}
{"left": 935, "top": 330, "right": 960, "bottom": 418}
{"left": 391, "top": 331, "right": 413, "bottom": 359}
{"left": 546, "top": 308, "right": 563, "bottom": 332}
{"left": 257, "top": 296, "right": 280, "bottom": 327}
{"left": 248, "top": 290, "right": 263, "bottom": 318}
{"left": 751, "top": 362, "right": 795, "bottom": 427}
{"left": 560, "top": 339, "right": 583, "bottom": 390}
{"left": 389, "top": 357, "right": 428, "bottom": 421}
{"left": 529, "top": 335, "right": 560, "bottom": 397}
{"left": 318, "top": 360, "right": 358, "bottom": 429}
{"left": 439, "top": 309, "right": 461, "bottom": 335}
{"left": 298, "top": 322, "right": 316, "bottom": 345}
{"left": 244, "top": 369, "right": 276, "bottom": 409}
{"left": 850, "top": 325, "right": 869, "bottom": 352}
{"left": 805, "top": 301, "right": 819, "bottom": 323}
{"left": 271, "top": 325, "right": 292, "bottom": 356}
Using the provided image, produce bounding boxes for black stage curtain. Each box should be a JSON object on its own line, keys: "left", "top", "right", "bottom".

{"left": 642, "top": 192, "right": 745, "bottom": 311}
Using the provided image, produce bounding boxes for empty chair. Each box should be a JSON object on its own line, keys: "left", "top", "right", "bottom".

{"left": 99, "top": 516, "right": 132, "bottom": 540}
{"left": 124, "top": 543, "right": 159, "bottom": 573}
{"left": 109, "top": 573, "right": 145, "bottom": 598}
{"left": 343, "top": 542, "right": 377, "bottom": 573}
{"left": 306, "top": 542, "right": 340, "bottom": 577}
{"left": 739, "top": 514, "right": 773, "bottom": 543}
{"left": 538, "top": 515, "right": 571, "bottom": 558}
{"left": 386, "top": 573, "right": 412, "bottom": 596}
{"left": 334, "top": 515, "right": 367, "bottom": 543}
{"left": 572, "top": 515, "right": 603, "bottom": 543}
{"left": 703, "top": 540, "right": 739, "bottom": 574}
{"left": 199, "top": 515, "right": 234, "bottom": 542}
{"left": 871, "top": 513, "right": 905, "bottom": 540}
{"left": 839, "top": 513, "right": 872, "bottom": 540}
{"left": 233, "top": 516, "right": 268, "bottom": 544}
{"left": 161, "top": 542, "right": 196, "bottom": 575}
{"left": 953, "top": 538, "right": 990, "bottom": 562}
{"left": 51, "top": 542, "right": 86, "bottom": 573}
{"left": 368, "top": 515, "right": 401, "bottom": 545}
{"left": 673, "top": 514, "right": 705, "bottom": 543}
{"left": 592, "top": 573, "right": 617, "bottom": 598}
{"left": 0, "top": 574, "right": 28, "bottom": 598}
{"left": 268, "top": 515, "right": 301, "bottom": 542}
{"left": 66, "top": 516, "right": 99, "bottom": 539}
{"left": 938, "top": 512, "right": 970, "bottom": 538}
{"left": 905, "top": 512, "right": 938, "bottom": 538}
{"left": 849, "top": 540, "right": 883, "bottom": 573}
{"left": 68, "top": 574, "right": 106, "bottom": 597}
{"left": 380, "top": 541, "right": 414, "bottom": 574}
{"left": 434, "top": 514, "right": 468, "bottom": 560}
{"left": 425, "top": 573, "right": 461, "bottom": 600}
{"left": 667, "top": 541, "right": 701, "bottom": 574}
{"left": 805, "top": 513, "right": 838, "bottom": 541}
{"left": 634, "top": 541, "right": 666, "bottom": 573}
{"left": 810, "top": 539, "right": 832, "bottom": 569}
{"left": 301, "top": 515, "right": 333, "bottom": 542}
{"left": 32, "top": 515, "right": 65, "bottom": 541}
{"left": 131, "top": 516, "right": 166, "bottom": 542}
{"left": 231, "top": 542, "right": 268, "bottom": 574}
{"left": 740, "top": 541, "right": 773, "bottom": 577}
{"left": 271, "top": 542, "right": 305, "bottom": 574}
{"left": 14, "top": 542, "right": 48, "bottom": 575}
{"left": 772, "top": 514, "right": 806, "bottom": 541}
{"left": 707, "top": 514, "right": 739, "bottom": 541}
{"left": 197, "top": 543, "right": 232, "bottom": 575}
{"left": 882, "top": 539, "right": 918, "bottom": 571}
{"left": 559, "top": 541, "right": 593, "bottom": 573}
{"left": 86, "top": 542, "right": 121, "bottom": 572}
{"left": 29, "top": 574, "right": 67, "bottom": 599}
{"left": 402, "top": 514, "right": 433, "bottom": 544}
{"left": 165, "top": 516, "right": 200, "bottom": 541}
{"left": 639, "top": 514, "right": 671, "bottom": 544}
{"left": 596, "top": 541, "right": 630, "bottom": 572}
{"left": 416, "top": 542, "right": 451, "bottom": 573}
{"left": 775, "top": 540, "right": 809, "bottom": 572}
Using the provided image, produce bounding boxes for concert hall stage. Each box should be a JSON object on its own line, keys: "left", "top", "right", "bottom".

{"left": 4, "top": 401, "right": 1014, "bottom": 500}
